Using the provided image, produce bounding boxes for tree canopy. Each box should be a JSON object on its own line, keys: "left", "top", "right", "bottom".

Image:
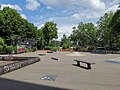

{"left": 61, "top": 34, "right": 71, "bottom": 49}
{"left": 41, "top": 21, "right": 58, "bottom": 46}
{"left": 110, "top": 6, "right": 120, "bottom": 34}
{"left": 70, "top": 22, "right": 97, "bottom": 48}
{"left": 97, "top": 11, "right": 114, "bottom": 47}
{"left": 70, "top": 10, "right": 120, "bottom": 51}
{"left": 0, "top": 6, "right": 120, "bottom": 51}
{"left": 0, "top": 7, "right": 37, "bottom": 45}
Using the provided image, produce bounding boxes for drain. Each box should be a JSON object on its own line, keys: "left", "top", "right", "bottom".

{"left": 41, "top": 75, "right": 57, "bottom": 81}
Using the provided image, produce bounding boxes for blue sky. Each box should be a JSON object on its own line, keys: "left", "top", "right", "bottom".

{"left": 0, "top": 0, "right": 119, "bottom": 40}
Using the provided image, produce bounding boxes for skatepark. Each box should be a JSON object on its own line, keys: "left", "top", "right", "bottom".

{"left": 0, "top": 51, "right": 120, "bottom": 90}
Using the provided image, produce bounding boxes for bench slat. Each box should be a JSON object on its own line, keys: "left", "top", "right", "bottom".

{"left": 74, "top": 60, "right": 95, "bottom": 64}
{"left": 74, "top": 60, "right": 95, "bottom": 69}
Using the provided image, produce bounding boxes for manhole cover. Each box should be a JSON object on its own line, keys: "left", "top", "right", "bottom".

{"left": 41, "top": 75, "right": 57, "bottom": 81}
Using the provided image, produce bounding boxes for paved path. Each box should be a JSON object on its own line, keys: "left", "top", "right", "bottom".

{"left": 0, "top": 51, "right": 120, "bottom": 90}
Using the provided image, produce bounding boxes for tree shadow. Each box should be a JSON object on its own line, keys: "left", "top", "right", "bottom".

{"left": 0, "top": 77, "right": 70, "bottom": 90}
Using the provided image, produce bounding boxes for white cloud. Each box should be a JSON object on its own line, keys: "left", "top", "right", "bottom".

{"left": 71, "top": 14, "right": 81, "bottom": 19}
{"left": 38, "top": 23, "right": 44, "bottom": 29}
{"left": 105, "top": 4, "right": 119, "bottom": 12}
{"left": 40, "top": 24, "right": 44, "bottom": 27}
{"left": 48, "top": 17, "right": 54, "bottom": 21}
{"left": 85, "top": 11, "right": 102, "bottom": 19}
{"left": 35, "top": 23, "right": 44, "bottom": 29}
{"left": 87, "top": 0, "right": 106, "bottom": 10}
{"left": 109, "top": 0, "right": 120, "bottom": 6}
{"left": 47, "top": 6, "right": 54, "bottom": 10}
{"left": 36, "top": 22, "right": 75, "bottom": 40}
{"left": 0, "top": 4, "right": 22, "bottom": 11}
{"left": 26, "top": 0, "right": 40, "bottom": 11}
{"left": 57, "top": 25, "right": 75, "bottom": 40}
{"left": 33, "top": 0, "right": 120, "bottom": 40}
{"left": 41, "top": 0, "right": 74, "bottom": 9}
{"left": 41, "top": 0, "right": 106, "bottom": 10}
{"left": 21, "top": 14, "right": 27, "bottom": 19}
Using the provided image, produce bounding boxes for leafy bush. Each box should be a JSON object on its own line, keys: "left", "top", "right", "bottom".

{"left": 88, "top": 46, "right": 96, "bottom": 51}
{"left": 45, "top": 46, "right": 52, "bottom": 50}
{"left": 32, "top": 47, "right": 37, "bottom": 52}
{"left": 0, "top": 45, "right": 3, "bottom": 53}
{"left": 26, "top": 48, "right": 32, "bottom": 53}
{"left": 2, "top": 44, "right": 7, "bottom": 54}
{"left": 79, "top": 47, "right": 88, "bottom": 51}
{"left": 6, "top": 46, "right": 13, "bottom": 54}
{"left": 73, "top": 46, "right": 88, "bottom": 51}
{"left": 13, "top": 46, "right": 17, "bottom": 54}
{"left": 45, "top": 46, "right": 60, "bottom": 51}
{"left": 51, "top": 47, "right": 60, "bottom": 51}
{"left": 0, "top": 37, "right": 4, "bottom": 45}
{"left": 62, "top": 44, "right": 69, "bottom": 49}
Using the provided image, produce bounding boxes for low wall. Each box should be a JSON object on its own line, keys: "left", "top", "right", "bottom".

{"left": 0, "top": 57, "right": 40, "bottom": 75}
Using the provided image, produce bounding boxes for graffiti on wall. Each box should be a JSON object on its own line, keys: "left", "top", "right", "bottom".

{"left": 0, "top": 57, "right": 40, "bottom": 75}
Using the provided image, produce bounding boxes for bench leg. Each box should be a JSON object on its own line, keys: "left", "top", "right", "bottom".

{"left": 76, "top": 61, "right": 80, "bottom": 66}
{"left": 87, "top": 64, "right": 91, "bottom": 69}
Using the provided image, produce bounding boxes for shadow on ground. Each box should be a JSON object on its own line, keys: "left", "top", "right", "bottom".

{"left": 72, "top": 64, "right": 92, "bottom": 70}
{"left": 0, "top": 78, "right": 70, "bottom": 90}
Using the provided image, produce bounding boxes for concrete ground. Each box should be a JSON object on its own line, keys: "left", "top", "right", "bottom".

{"left": 0, "top": 51, "right": 120, "bottom": 90}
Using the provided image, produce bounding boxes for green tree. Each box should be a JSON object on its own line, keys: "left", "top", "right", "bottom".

{"left": 61, "top": 34, "right": 71, "bottom": 49}
{"left": 0, "top": 7, "right": 23, "bottom": 44}
{"left": 79, "top": 22, "right": 98, "bottom": 47}
{"left": 41, "top": 22, "right": 58, "bottom": 46}
{"left": 0, "top": 11, "right": 5, "bottom": 36}
{"left": 109, "top": 6, "right": 120, "bottom": 48}
{"left": 22, "top": 19, "right": 37, "bottom": 39}
{"left": 0, "top": 45, "right": 3, "bottom": 53}
{"left": 110, "top": 6, "right": 120, "bottom": 34}
{"left": 0, "top": 37, "right": 4, "bottom": 45}
{"left": 70, "top": 26, "right": 78, "bottom": 46}
{"left": 97, "top": 11, "right": 114, "bottom": 48}
{"left": 70, "top": 22, "right": 97, "bottom": 48}
{"left": 37, "top": 29, "right": 45, "bottom": 49}
{"left": 0, "top": 7, "right": 38, "bottom": 45}
{"left": 49, "top": 40, "right": 60, "bottom": 47}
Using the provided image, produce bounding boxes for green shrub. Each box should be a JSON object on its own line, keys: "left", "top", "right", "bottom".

{"left": 0, "top": 37, "right": 4, "bottom": 45}
{"left": 13, "top": 46, "right": 17, "bottom": 54}
{"left": 62, "top": 44, "right": 69, "bottom": 49}
{"left": 2, "top": 44, "right": 7, "bottom": 54}
{"left": 79, "top": 47, "right": 88, "bottom": 51}
{"left": 32, "top": 47, "right": 37, "bottom": 52}
{"left": 6, "top": 46, "right": 13, "bottom": 54}
{"left": 73, "top": 46, "right": 88, "bottom": 51}
{"left": 45, "top": 46, "right": 52, "bottom": 50}
{"left": 26, "top": 48, "right": 32, "bottom": 53}
{"left": 51, "top": 47, "right": 60, "bottom": 51}
{"left": 73, "top": 46, "right": 81, "bottom": 51}
{"left": 88, "top": 46, "right": 95, "bottom": 51}
{"left": 0, "top": 45, "right": 3, "bottom": 53}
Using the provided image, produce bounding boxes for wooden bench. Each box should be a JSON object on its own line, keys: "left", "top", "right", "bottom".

{"left": 47, "top": 51, "right": 53, "bottom": 53}
{"left": 74, "top": 60, "right": 95, "bottom": 69}
{"left": 38, "top": 54, "right": 46, "bottom": 56}
{"left": 51, "top": 57, "right": 58, "bottom": 61}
